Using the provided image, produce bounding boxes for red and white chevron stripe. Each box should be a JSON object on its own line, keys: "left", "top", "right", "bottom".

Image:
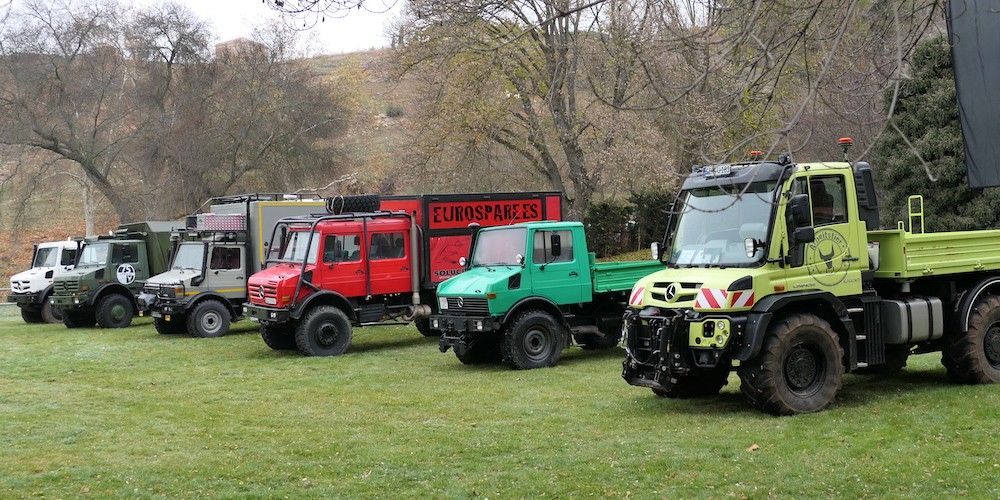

{"left": 729, "top": 290, "right": 755, "bottom": 308}
{"left": 694, "top": 288, "right": 728, "bottom": 309}
{"left": 628, "top": 286, "right": 645, "bottom": 306}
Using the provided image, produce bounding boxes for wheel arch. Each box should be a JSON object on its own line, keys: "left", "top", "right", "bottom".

{"left": 502, "top": 296, "right": 567, "bottom": 328}
{"left": 292, "top": 291, "right": 357, "bottom": 323}
{"left": 185, "top": 292, "right": 237, "bottom": 316}
{"left": 956, "top": 276, "right": 1000, "bottom": 332}
{"left": 736, "top": 291, "right": 856, "bottom": 362}
{"left": 94, "top": 283, "right": 137, "bottom": 306}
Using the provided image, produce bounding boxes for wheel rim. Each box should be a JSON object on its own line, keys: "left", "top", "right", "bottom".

{"left": 985, "top": 324, "right": 1000, "bottom": 368}
{"left": 784, "top": 342, "right": 824, "bottom": 394}
{"left": 110, "top": 303, "right": 127, "bottom": 322}
{"left": 522, "top": 327, "right": 551, "bottom": 362}
{"left": 201, "top": 311, "right": 222, "bottom": 335}
{"left": 317, "top": 322, "right": 341, "bottom": 348}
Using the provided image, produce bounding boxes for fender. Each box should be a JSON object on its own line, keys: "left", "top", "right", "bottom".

{"left": 291, "top": 290, "right": 357, "bottom": 322}
{"left": 93, "top": 283, "right": 138, "bottom": 306}
{"left": 185, "top": 291, "right": 238, "bottom": 315}
{"left": 736, "top": 291, "right": 856, "bottom": 362}
{"left": 502, "top": 296, "right": 568, "bottom": 327}
{"left": 956, "top": 276, "right": 1000, "bottom": 332}
{"left": 37, "top": 283, "right": 55, "bottom": 305}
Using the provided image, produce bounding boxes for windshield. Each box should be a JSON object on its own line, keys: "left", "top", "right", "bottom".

{"left": 77, "top": 243, "right": 109, "bottom": 267}
{"left": 32, "top": 247, "right": 59, "bottom": 267}
{"left": 172, "top": 244, "right": 204, "bottom": 270}
{"left": 280, "top": 230, "right": 319, "bottom": 264}
{"left": 669, "top": 181, "right": 778, "bottom": 267}
{"left": 471, "top": 228, "right": 527, "bottom": 267}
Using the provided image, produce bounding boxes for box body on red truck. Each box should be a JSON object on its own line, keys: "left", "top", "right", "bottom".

{"left": 243, "top": 192, "right": 562, "bottom": 356}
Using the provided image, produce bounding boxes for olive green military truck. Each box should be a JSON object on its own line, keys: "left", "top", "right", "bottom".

{"left": 623, "top": 149, "right": 1000, "bottom": 415}
{"left": 50, "top": 222, "right": 180, "bottom": 329}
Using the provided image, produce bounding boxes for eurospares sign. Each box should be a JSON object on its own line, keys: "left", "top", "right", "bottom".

{"left": 428, "top": 199, "right": 544, "bottom": 230}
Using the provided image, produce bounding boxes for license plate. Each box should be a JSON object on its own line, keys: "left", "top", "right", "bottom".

{"left": 151, "top": 311, "right": 163, "bottom": 318}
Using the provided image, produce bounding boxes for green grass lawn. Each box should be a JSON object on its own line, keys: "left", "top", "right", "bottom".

{"left": 1, "top": 306, "right": 997, "bottom": 498}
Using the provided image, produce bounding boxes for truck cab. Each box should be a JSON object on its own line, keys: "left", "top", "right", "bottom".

{"left": 433, "top": 221, "right": 662, "bottom": 368}
{"left": 50, "top": 222, "right": 178, "bottom": 329}
{"left": 8, "top": 239, "right": 82, "bottom": 323}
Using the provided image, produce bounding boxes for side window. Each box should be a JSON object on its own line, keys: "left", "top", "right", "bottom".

{"left": 809, "top": 176, "right": 848, "bottom": 226}
{"left": 210, "top": 247, "right": 242, "bottom": 270}
{"left": 369, "top": 232, "right": 406, "bottom": 260}
{"left": 112, "top": 244, "right": 139, "bottom": 264}
{"left": 532, "top": 230, "right": 574, "bottom": 264}
{"left": 61, "top": 248, "right": 77, "bottom": 266}
{"left": 323, "top": 234, "right": 362, "bottom": 263}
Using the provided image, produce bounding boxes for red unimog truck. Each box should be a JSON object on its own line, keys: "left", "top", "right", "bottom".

{"left": 242, "top": 192, "right": 563, "bottom": 356}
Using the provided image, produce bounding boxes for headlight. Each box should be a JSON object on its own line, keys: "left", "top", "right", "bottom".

{"left": 269, "top": 312, "right": 277, "bottom": 319}
{"left": 264, "top": 297, "right": 277, "bottom": 305}
{"left": 473, "top": 320, "right": 483, "bottom": 331}
{"left": 438, "top": 297, "right": 448, "bottom": 310}
{"left": 79, "top": 285, "right": 90, "bottom": 293}
{"left": 431, "top": 319, "right": 439, "bottom": 329}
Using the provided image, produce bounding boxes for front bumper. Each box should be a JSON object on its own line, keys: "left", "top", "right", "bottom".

{"left": 621, "top": 309, "right": 742, "bottom": 390}
{"left": 7, "top": 292, "right": 43, "bottom": 306}
{"left": 243, "top": 303, "right": 291, "bottom": 323}
{"left": 432, "top": 314, "right": 501, "bottom": 352}
{"left": 50, "top": 292, "right": 93, "bottom": 308}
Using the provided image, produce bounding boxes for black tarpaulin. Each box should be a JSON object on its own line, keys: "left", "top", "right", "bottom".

{"left": 948, "top": 0, "right": 1000, "bottom": 188}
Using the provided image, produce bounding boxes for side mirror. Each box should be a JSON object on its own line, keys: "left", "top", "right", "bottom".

{"left": 792, "top": 226, "right": 815, "bottom": 244}
{"left": 788, "top": 193, "right": 811, "bottom": 227}
{"left": 459, "top": 256, "right": 467, "bottom": 267}
{"left": 515, "top": 254, "right": 524, "bottom": 266}
{"left": 650, "top": 242, "right": 660, "bottom": 260}
{"left": 550, "top": 234, "right": 562, "bottom": 257}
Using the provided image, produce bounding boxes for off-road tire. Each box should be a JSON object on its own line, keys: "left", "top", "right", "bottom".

{"left": 577, "top": 331, "right": 622, "bottom": 350}
{"left": 327, "top": 194, "right": 380, "bottom": 214}
{"left": 62, "top": 309, "right": 97, "bottom": 329}
{"left": 295, "top": 306, "right": 353, "bottom": 356}
{"left": 39, "top": 299, "right": 62, "bottom": 324}
{"left": 652, "top": 362, "right": 732, "bottom": 399}
{"left": 737, "top": 313, "right": 845, "bottom": 415}
{"left": 187, "top": 300, "right": 231, "bottom": 338}
{"left": 20, "top": 307, "right": 43, "bottom": 324}
{"left": 95, "top": 294, "right": 135, "bottom": 329}
{"left": 500, "top": 310, "right": 564, "bottom": 369}
{"left": 854, "top": 345, "right": 911, "bottom": 375}
{"left": 454, "top": 335, "right": 502, "bottom": 365}
{"left": 154, "top": 316, "right": 187, "bottom": 335}
{"left": 261, "top": 322, "right": 298, "bottom": 350}
{"left": 414, "top": 318, "right": 438, "bottom": 337}
{"left": 942, "top": 295, "right": 1000, "bottom": 384}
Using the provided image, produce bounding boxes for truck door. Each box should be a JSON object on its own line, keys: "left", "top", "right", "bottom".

{"left": 208, "top": 245, "right": 246, "bottom": 300}
{"left": 111, "top": 243, "right": 142, "bottom": 287}
{"left": 784, "top": 173, "right": 863, "bottom": 295}
{"left": 529, "top": 229, "right": 586, "bottom": 305}
{"left": 367, "top": 230, "right": 412, "bottom": 296}
{"left": 319, "top": 232, "right": 366, "bottom": 298}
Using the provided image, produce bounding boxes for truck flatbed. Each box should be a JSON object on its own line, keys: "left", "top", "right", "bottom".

{"left": 870, "top": 228, "right": 1000, "bottom": 279}
{"left": 592, "top": 258, "right": 664, "bottom": 294}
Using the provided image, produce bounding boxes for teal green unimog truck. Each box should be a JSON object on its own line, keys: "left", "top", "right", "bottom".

{"left": 622, "top": 150, "right": 1000, "bottom": 415}
{"left": 50, "top": 221, "right": 179, "bottom": 329}
{"left": 431, "top": 221, "right": 663, "bottom": 368}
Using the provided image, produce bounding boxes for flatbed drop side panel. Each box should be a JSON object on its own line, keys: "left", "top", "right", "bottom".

{"left": 380, "top": 192, "right": 562, "bottom": 287}
{"left": 869, "top": 228, "right": 1000, "bottom": 279}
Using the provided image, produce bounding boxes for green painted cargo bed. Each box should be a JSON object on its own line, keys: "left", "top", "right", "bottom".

{"left": 591, "top": 255, "right": 664, "bottom": 293}
{"left": 869, "top": 228, "right": 1000, "bottom": 279}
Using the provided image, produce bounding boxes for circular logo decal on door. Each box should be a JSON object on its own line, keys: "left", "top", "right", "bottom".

{"left": 116, "top": 264, "right": 136, "bottom": 284}
{"left": 806, "top": 229, "right": 850, "bottom": 286}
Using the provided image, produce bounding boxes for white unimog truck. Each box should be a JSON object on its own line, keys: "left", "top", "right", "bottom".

{"left": 7, "top": 239, "right": 83, "bottom": 323}
{"left": 138, "top": 194, "right": 324, "bottom": 337}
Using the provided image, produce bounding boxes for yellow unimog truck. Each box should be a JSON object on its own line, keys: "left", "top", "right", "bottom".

{"left": 622, "top": 147, "right": 1000, "bottom": 415}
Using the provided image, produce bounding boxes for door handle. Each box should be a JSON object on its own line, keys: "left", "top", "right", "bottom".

{"left": 355, "top": 269, "right": 364, "bottom": 275}
{"left": 236, "top": 276, "right": 244, "bottom": 280}
{"left": 569, "top": 271, "right": 579, "bottom": 277}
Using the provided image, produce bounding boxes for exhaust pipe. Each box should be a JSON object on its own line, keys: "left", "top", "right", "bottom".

{"left": 403, "top": 213, "right": 430, "bottom": 321}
